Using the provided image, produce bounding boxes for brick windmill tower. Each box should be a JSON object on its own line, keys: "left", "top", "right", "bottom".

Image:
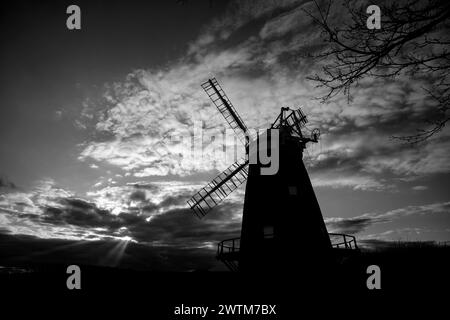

{"left": 187, "top": 78, "right": 352, "bottom": 272}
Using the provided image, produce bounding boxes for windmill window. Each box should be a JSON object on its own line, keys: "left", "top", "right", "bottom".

{"left": 288, "top": 186, "right": 297, "bottom": 195}
{"left": 264, "top": 226, "right": 274, "bottom": 238}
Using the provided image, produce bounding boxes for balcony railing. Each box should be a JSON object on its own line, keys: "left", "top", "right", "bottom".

{"left": 329, "top": 233, "right": 358, "bottom": 250}
{"left": 217, "top": 233, "right": 358, "bottom": 258}
{"left": 217, "top": 237, "right": 241, "bottom": 257}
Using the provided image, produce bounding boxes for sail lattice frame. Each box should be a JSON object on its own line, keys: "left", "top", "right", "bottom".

{"left": 187, "top": 158, "right": 249, "bottom": 218}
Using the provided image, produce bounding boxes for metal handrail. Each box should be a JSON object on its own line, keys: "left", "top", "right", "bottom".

{"left": 217, "top": 237, "right": 241, "bottom": 257}
{"left": 217, "top": 233, "right": 358, "bottom": 258}
{"left": 329, "top": 233, "right": 358, "bottom": 250}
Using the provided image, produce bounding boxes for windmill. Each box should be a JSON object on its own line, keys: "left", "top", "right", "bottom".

{"left": 187, "top": 78, "right": 357, "bottom": 272}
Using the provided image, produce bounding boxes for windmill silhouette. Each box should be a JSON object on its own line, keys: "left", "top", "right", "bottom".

{"left": 187, "top": 78, "right": 358, "bottom": 272}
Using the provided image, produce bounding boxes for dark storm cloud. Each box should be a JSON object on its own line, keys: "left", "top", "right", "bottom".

{"left": 0, "top": 233, "right": 222, "bottom": 271}
{"left": 142, "top": 203, "right": 159, "bottom": 214}
{"left": 42, "top": 198, "right": 123, "bottom": 229}
{"left": 326, "top": 216, "right": 382, "bottom": 235}
{"left": 0, "top": 207, "right": 39, "bottom": 220}
{"left": 129, "top": 190, "right": 147, "bottom": 202}
{"left": 117, "top": 204, "right": 241, "bottom": 246}
{"left": 34, "top": 195, "right": 241, "bottom": 247}
{"left": 0, "top": 177, "right": 240, "bottom": 248}
{"left": 127, "top": 204, "right": 242, "bottom": 245}
{"left": 326, "top": 201, "right": 450, "bottom": 237}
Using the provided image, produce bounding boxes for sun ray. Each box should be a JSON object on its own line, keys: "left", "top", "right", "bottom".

{"left": 100, "top": 239, "right": 131, "bottom": 267}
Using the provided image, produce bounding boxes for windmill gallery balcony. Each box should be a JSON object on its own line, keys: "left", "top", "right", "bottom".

{"left": 216, "top": 233, "right": 359, "bottom": 272}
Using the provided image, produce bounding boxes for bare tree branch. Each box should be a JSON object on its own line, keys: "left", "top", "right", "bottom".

{"left": 305, "top": 0, "right": 450, "bottom": 142}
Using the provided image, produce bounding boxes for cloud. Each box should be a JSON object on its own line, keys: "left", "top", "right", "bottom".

{"left": 412, "top": 185, "right": 428, "bottom": 191}
{"left": 361, "top": 134, "right": 450, "bottom": 178}
{"left": 86, "top": 181, "right": 207, "bottom": 215}
{"left": 259, "top": 1, "right": 317, "bottom": 40}
{"left": 0, "top": 176, "right": 17, "bottom": 190}
{"left": 129, "top": 190, "right": 147, "bottom": 202}
{"left": 187, "top": 0, "right": 306, "bottom": 54}
{"left": 311, "top": 172, "right": 387, "bottom": 191}
{"left": 75, "top": 0, "right": 450, "bottom": 193}
{"left": 326, "top": 202, "right": 450, "bottom": 238}
{"left": 41, "top": 197, "right": 126, "bottom": 230}
{"left": 53, "top": 110, "right": 63, "bottom": 121}
{"left": 326, "top": 216, "right": 385, "bottom": 234}
{"left": 378, "top": 202, "right": 450, "bottom": 220}
{"left": 3, "top": 175, "right": 444, "bottom": 248}
{"left": 0, "top": 177, "right": 244, "bottom": 251}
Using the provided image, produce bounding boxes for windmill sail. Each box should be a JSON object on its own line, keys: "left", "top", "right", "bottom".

{"left": 187, "top": 158, "right": 249, "bottom": 218}
{"left": 201, "top": 78, "right": 249, "bottom": 146}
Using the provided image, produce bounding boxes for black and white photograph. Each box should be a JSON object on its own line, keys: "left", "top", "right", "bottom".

{"left": 1, "top": 0, "right": 449, "bottom": 316}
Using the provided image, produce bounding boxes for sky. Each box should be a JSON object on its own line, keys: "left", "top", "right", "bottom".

{"left": 0, "top": 0, "right": 449, "bottom": 271}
